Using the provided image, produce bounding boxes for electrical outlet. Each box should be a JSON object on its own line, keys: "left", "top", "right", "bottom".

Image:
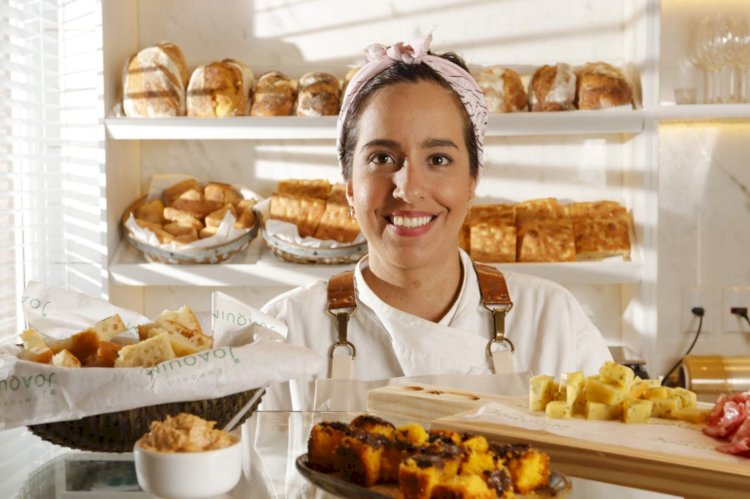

{"left": 722, "top": 287, "right": 750, "bottom": 334}
{"left": 681, "top": 287, "right": 713, "bottom": 334}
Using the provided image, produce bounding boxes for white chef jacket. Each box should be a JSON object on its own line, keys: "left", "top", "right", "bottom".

{"left": 261, "top": 249, "right": 611, "bottom": 410}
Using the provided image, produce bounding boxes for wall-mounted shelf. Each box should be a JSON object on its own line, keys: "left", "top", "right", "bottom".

{"left": 653, "top": 104, "right": 750, "bottom": 123}
{"left": 104, "top": 109, "right": 645, "bottom": 141}
{"left": 108, "top": 239, "right": 643, "bottom": 287}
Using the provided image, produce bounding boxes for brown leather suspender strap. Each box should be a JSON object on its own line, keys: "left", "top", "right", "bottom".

{"left": 326, "top": 271, "right": 358, "bottom": 365}
{"left": 472, "top": 263, "right": 515, "bottom": 361}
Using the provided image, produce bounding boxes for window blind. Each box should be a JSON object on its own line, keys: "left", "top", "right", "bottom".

{"left": 0, "top": 0, "right": 106, "bottom": 345}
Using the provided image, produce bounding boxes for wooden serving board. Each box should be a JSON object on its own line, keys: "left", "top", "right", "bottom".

{"left": 367, "top": 383, "right": 750, "bottom": 499}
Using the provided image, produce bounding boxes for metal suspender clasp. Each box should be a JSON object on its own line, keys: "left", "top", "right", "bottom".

{"left": 327, "top": 305, "right": 358, "bottom": 361}
{"left": 483, "top": 302, "right": 515, "bottom": 359}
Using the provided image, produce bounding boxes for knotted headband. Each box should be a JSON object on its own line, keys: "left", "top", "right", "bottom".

{"left": 336, "top": 33, "right": 488, "bottom": 171}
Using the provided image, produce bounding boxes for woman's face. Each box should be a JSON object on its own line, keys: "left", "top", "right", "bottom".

{"left": 347, "top": 80, "right": 477, "bottom": 271}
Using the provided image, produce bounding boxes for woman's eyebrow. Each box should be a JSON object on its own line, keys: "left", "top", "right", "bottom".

{"left": 421, "top": 138, "right": 458, "bottom": 149}
{"left": 360, "top": 138, "right": 400, "bottom": 152}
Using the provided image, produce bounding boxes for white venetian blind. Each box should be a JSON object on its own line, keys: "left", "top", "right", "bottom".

{"left": 0, "top": 0, "right": 106, "bottom": 344}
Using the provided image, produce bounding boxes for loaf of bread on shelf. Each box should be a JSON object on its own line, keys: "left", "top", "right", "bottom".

{"left": 516, "top": 198, "right": 575, "bottom": 262}
{"left": 269, "top": 193, "right": 326, "bottom": 238}
{"left": 295, "top": 71, "right": 341, "bottom": 116}
{"left": 122, "top": 42, "right": 188, "bottom": 117}
{"left": 576, "top": 62, "right": 633, "bottom": 110}
{"left": 250, "top": 71, "right": 296, "bottom": 116}
{"left": 187, "top": 58, "right": 254, "bottom": 117}
{"left": 529, "top": 63, "right": 576, "bottom": 111}
{"left": 475, "top": 66, "right": 528, "bottom": 113}
{"left": 277, "top": 178, "right": 332, "bottom": 200}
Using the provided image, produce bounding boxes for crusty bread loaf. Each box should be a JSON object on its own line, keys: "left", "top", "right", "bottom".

{"left": 529, "top": 63, "right": 576, "bottom": 112}
{"left": 250, "top": 71, "right": 296, "bottom": 116}
{"left": 115, "top": 333, "right": 176, "bottom": 368}
{"left": 123, "top": 42, "right": 188, "bottom": 117}
{"left": 475, "top": 66, "right": 528, "bottom": 113}
{"left": 296, "top": 71, "right": 341, "bottom": 116}
{"left": 187, "top": 58, "right": 254, "bottom": 117}
{"left": 575, "top": 62, "right": 632, "bottom": 110}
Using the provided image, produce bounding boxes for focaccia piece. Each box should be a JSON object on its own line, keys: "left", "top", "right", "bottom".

{"left": 277, "top": 179, "right": 332, "bottom": 200}
{"left": 269, "top": 193, "right": 326, "bottom": 238}
{"left": 163, "top": 223, "right": 199, "bottom": 239}
{"left": 171, "top": 195, "right": 223, "bottom": 220}
{"left": 134, "top": 199, "right": 166, "bottom": 225}
{"left": 313, "top": 184, "right": 360, "bottom": 243}
{"left": 52, "top": 349, "right": 81, "bottom": 368}
{"left": 573, "top": 217, "right": 630, "bottom": 260}
{"left": 154, "top": 305, "right": 213, "bottom": 353}
{"left": 51, "top": 330, "right": 100, "bottom": 362}
{"left": 205, "top": 204, "right": 237, "bottom": 230}
{"left": 467, "top": 204, "right": 516, "bottom": 262}
{"left": 204, "top": 182, "right": 243, "bottom": 205}
{"left": 567, "top": 200, "right": 627, "bottom": 220}
{"left": 234, "top": 207, "right": 256, "bottom": 229}
{"left": 517, "top": 219, "right": 576, "bottom": 262}
{"left": 20, "top": 327, "right": 54, "bottom": 364}
{"left": 115, "top": 333, "right": 176, "bottom": 368}
{"left": 162, "top": 207, "right": 204, "bottom": 231}
{"left": 515, "top": 198, "right": 565, "bottom": 225}
{"left": 84, "top": 341, "right": 123, "bottom": 368}
{"left": 91, "top": 314, "right": 127, "bottom": 341}
{"left": 162, "top": 178, "right": 200, "bottom": 207}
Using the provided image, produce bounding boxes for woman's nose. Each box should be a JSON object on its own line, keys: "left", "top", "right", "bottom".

{"left": 392, "top": 162, "right": 425, "bottom": 203}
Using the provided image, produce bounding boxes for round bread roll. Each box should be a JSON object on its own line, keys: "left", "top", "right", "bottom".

{"left": 123, "top": 42, "right": 188, "bottom": 117}
{"left": 296, "top": 71, "right": 341, "bottom": 117}
{"left": 575, "top": 62, "right": 632, "bottom": 110}
{"left": 475, "top": 66, "right": 528, "bottom": 113}
{"left": 250, "top": 71, "right": 296, "bottom": 117}
{"left": 529, "top": 63, "right": 576, "bottom": 112}
{"left": 187, "top": 59, "right": 254, "bottom": 117}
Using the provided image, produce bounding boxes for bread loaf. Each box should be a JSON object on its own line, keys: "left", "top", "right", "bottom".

{"left": 250, "top": 71, "right": 296, "bottom": 116}
{"left": 475, "top": 66, "right": 528, "bottom": 113}
{"left": 529, "top": 63, "right": 576, "bottom": 112}
{"left": 123, "top": 42, "right": 188, "bottom": 117}
{"left": 187, "top": 59, "right": 254, "bottom": 117}
{"left": 575, "top": 62, "right": 632, "bottom": 110}
{"left": 296, "top": 71, "right": 340, "bottom": 116}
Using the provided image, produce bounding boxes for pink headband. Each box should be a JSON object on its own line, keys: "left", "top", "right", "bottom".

{"left": 336, "top": 33, "right": 488, "bottom": 171}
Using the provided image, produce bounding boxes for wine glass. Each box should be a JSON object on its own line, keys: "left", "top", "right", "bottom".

{"left": 694, "top": 17, "right": 723, "bottom": 104}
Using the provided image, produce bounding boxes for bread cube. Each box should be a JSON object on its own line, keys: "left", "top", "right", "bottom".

{"left": 52, "top": 349, "right": 81, "bottom": 368}
{"left": 545, "top": 401, "right": 572, "bottom": 419}
{"left": 623, "top": 399, "right": 653, "bottom": 424}
{"left": 562, "top": 371, "right": 585, "bottom": 405}
{"left": 627, "top": 380, "right": 651, "bottom": 400}
{"left": 645, "top": 386, "right": 671, "bottom": 400}
{"left": 585, "top": 378, "right": 625, "bottom": 405}
{"left": 671, "top": 387, "right": 697, "bottom": 409}
{"left": 585, "top": 401, "right": 622, "bottom": 421}
{"left": 529, "top": 375, "right": 556, "bottom": 411}
{"left": 650, "top": 397, "right": 681, "bottom": 418}
{"left": 599, "top": 361, "right": 635, "bottom": 388}
{"left": 115, "top": 333, "right": 176, "bottom": 368}
{"left": 91, "top": 314, "right": 127, "bottom": 341}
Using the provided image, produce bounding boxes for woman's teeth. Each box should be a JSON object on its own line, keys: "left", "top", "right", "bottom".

{"left": 391, "top": 215, "right": 433, "bottom": 228}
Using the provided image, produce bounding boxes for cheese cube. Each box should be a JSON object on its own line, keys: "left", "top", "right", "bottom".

{"left": 545, "top": 401, "right": 572, "bottom": 419}
{"left": 585, "top": 378, "right": 625, "bottom": 405}
{"left": 572, "top": 390, "right": 587, "bottom": 416}
{"left": 627, "top": 380, "right": 651, "bottom": 401}
{"left": 599, "top": 361, "right": 635, "bottom": 388}
{"left": 671, "top": 388, "right": 697, "bottom": 409}
{"left": 529, "top": 375, "right": 556, "bottom": 412}
{"left": 670, "top": 406, "right": 710, "bottom": 424}
{"left": 585, "top": 401, "right": 622, "bottom": 421}
{"left": 650, "top": 397, "right": 681, "bottom": 418}
{"left": 562, "top": 371, "right": 585, "bottom": 405}
{"left": 645, "top": 386, "right": 670, "bottom": 399}
{"left": 623, "top": 399, "right": 653, "bottom": 424}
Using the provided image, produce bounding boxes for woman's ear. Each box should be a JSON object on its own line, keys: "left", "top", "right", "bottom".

{"left": 346, "top": 178, "right": 354, "bottom": 206}
{"left": 467, "top": 175, "right": 477, "bottom": 203}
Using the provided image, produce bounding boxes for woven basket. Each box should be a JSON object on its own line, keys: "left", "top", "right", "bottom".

{"left": 262, "top": 228, "right": 367, "bottom": 265}
{"left": 121, "top": 195, "right": 259, "bottom": 264}
{"left": 27, "top": 388, "right": 262, "bottom": 453}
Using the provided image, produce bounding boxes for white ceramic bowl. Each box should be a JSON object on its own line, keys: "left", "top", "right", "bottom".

{"left": 134, "top": 436, "right": 241, "bottom": 499}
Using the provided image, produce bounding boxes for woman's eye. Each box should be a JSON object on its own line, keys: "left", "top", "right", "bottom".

{"left": 429, "top": 155, "right": 451, "bottom": 166}
{"left": 371, "top": 153, "right": 395, "bottom": 165}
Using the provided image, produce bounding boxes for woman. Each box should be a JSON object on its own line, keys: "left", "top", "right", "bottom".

{"left": 261, "top": 34, "right": 611, "bottom": 410}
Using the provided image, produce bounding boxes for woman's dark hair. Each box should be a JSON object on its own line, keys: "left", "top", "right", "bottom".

{"left": 339, "top": 51, "right": 479, "bottom": 181}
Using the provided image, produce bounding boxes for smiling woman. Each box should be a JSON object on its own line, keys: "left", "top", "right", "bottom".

{"left": 259, "top": 34, "right": 612, "bottom": 411}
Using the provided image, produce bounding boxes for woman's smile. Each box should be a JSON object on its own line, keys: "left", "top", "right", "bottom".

{"left": 386, "top": 211, "right": 437, "bottom": 236}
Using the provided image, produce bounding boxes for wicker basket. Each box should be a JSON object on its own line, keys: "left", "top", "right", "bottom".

{"left": 121, "top": 195, "right": 259, "bottom": 264}
{"left": 262, "top": 228, "right": 367, "bottom": 265}
{"left": 27, "top": 388, "right": 262, "bottom": 453}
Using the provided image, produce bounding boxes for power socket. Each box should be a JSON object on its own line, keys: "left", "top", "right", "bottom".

{"left": 723, "top": 287, "right": 750, "bottom": 333}
{"left": 681, "top": 287, "right": 713, "bottom": 334}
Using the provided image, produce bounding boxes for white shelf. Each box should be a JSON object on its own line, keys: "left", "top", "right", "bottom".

{"left": 109, "top": 239, "right": 642, "bottom": 287}
{"left": 654, "top": 104, "right": 750, "bottom": 122}
{"left": 104, "top": 110, "right": 645, "bottom": 141}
